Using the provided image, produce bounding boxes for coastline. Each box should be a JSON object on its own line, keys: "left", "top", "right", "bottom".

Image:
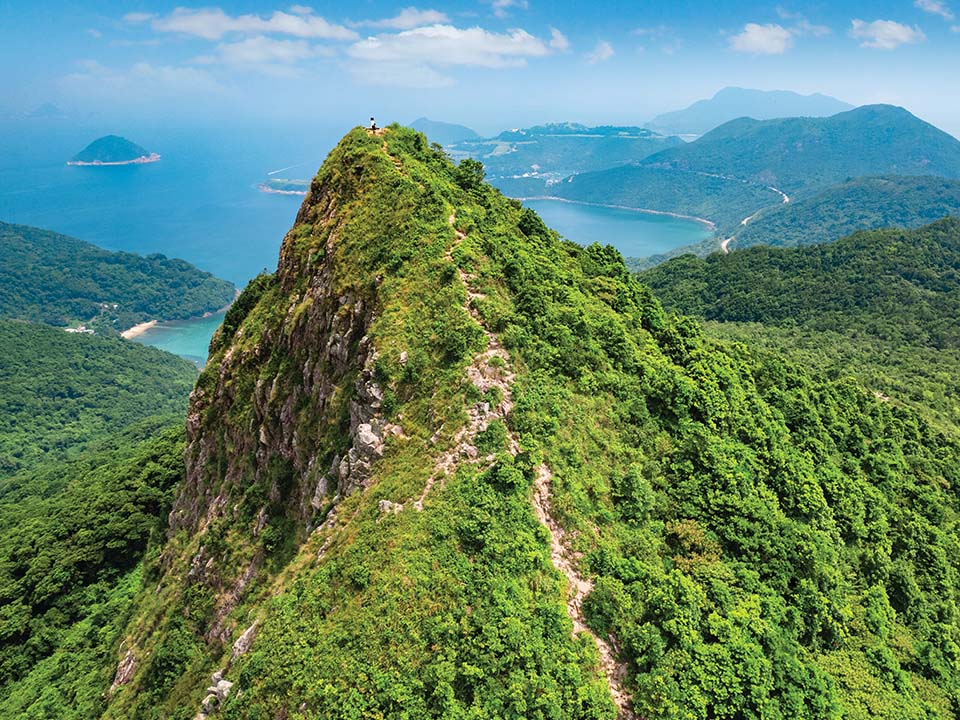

{"left": 122, "top": 288, "right": 240, "bottom": 339}
{"left": 121, "top": 320, "right": 157, "bottom": 339}
{"left": 258, "top": 183, "right": 307, "bottom": 196}
{"left": 515, "top": 195, "right": 717, "bottom": 231}
{"left": 67, "top": 153, "right": 161, "bottom": 167}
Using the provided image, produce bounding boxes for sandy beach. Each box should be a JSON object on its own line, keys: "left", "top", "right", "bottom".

{"left": 121, "top": 320, "right": 158, "bottom": 339}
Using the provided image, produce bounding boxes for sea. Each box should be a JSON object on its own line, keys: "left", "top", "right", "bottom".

{"left": 0, "top": 119, "right": 711, "bottom": 365}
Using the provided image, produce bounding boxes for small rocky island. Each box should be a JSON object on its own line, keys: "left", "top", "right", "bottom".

{"left": 68, "top": 135, "right": 160, "bottom": 166}
{"left": 258, "top": 177, "right": 309, "bottom": 195}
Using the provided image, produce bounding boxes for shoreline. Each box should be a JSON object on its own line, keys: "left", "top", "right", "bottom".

{"left": 258, "top": 183, "right": 307, "bottom": 196}
{"left": 121, "top": 320, "right": 157, "bottom": 339}
{"left": 122, "top": 288, "right": 241, "bottom": 339}
{"left": 67, "top": 153, "right": 161, "bottom": 167}
{"left": 514, "top": 195, "right": 717, "bottom": 231}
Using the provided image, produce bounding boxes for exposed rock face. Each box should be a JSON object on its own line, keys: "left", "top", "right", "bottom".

{"left": 108, "top": 649, "right": 137, "bottom": 693}
{"left": 169, "top": 157, "right": 387, "bottom": 543}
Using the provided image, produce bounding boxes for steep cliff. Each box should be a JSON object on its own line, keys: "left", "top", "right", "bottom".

{"left": 101, "top": 127, "right": 960, "bottom": 720}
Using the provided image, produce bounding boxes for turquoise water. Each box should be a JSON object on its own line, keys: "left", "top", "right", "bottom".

{"left": 522, "top": 199, "right": 713, "bottom": 258}
{"left": 135, "top": 313, "right": 228, "bottom": 366}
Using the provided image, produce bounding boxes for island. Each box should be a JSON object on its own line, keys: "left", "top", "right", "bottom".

{"left": 67, "top": 135, "right": 160, "bottom": 166}
{"left": 258, "top": 177, "right": 309, "bottom": 196}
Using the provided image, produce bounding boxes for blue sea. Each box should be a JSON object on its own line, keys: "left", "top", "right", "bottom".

{"left": 0, "top": 119, "right": 710, "bottom": 364}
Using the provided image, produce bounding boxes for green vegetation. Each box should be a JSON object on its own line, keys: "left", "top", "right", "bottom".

{"left": 644, "top": 104, "right": 960, "bottom": 196}
{"left": 0, "top": 221, "right": 236, "bottom": 332}
{"left": 69, "top": 135, "right": 153, "bottom": 164}
{"left": 0, "top": 319, "right": 196, "bottom": 477}
{"left": 639, "top": 217, "right": 960, "bottom": 431}
{"left": 552, "top": 163, "right": 781, "bottom": 229}
{"left": 94, "top": 128, "right": 960, "bottom": 719}
{"left": 731, "top": 175, "right": 960, "bottom": 249}
{"left": 0, "top": 420, "right": 185, "bottom": 719}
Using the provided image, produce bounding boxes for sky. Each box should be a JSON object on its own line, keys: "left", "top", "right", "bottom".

{"left": 2, "top": 0, "right": 960, "bottom": 135}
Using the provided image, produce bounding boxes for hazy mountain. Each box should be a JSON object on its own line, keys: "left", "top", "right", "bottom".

{"left": 647, "top": 86, "right": 854, "bottom": 135}
{"left": 449, "top": 122, "right": 683, "bottom": 184}
{"left": 410, "top": 117, "right": 480, "bottom": 145}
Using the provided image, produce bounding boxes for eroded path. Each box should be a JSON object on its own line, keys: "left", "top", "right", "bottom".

{"left": 412, "top": 210, "right": 635, "bottom": 718}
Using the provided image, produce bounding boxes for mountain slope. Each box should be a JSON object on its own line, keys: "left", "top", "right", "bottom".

{"left": 647, "top": 87, "right": 853, "bottom": 135}
{"left": 0, "top": 221, "right": 236, "bottom": 332}
{"left": 84, "top": 127, "right": 960, "bottom": 720}
{"left": 69, "top": 135, "right": 155, "bottom": 164}
{"left": 639, "top": 218, "right": 960, "bottom": 429}
{"left": 550, "top": 163, "right": 783, "bottom": 228}
{"left": 730, "top": 175, "right": 960, "bottom": 249}
{"left": 410, "top": 117, "right": 480, "bottom": 145}
{"left": 0, "top": 319, "right": 197, "bottom": 477}
{"left": 644, "top": 104, "right": 960, "bottom": 196}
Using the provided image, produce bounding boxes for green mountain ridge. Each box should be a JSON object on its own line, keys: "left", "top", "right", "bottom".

{"left": 642, "top": 104, "right": 960, "bottom": 197}
{"left": 0, "top": 221, "right": 236, "bottom": 333}
{"left": 5, "top": 126, "right": 960, "bottom": 719}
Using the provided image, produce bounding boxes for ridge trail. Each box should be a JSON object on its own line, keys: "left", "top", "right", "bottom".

{"left": 414, "top": 208, "right": 636, "bottom": 718}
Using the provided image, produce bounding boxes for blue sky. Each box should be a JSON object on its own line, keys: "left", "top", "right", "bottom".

{"left": 3, "top": 1, "right": 959, "bottom": 134}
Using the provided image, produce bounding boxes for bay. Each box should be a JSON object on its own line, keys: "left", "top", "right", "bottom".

{"left": 522, "top": 198, "right": 713, "bottom": 258}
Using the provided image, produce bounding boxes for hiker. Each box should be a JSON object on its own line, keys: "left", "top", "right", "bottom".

{"left": 369, "top": 117, "right": 377, "bottom": 131}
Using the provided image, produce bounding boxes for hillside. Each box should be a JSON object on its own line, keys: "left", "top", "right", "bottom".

{"left": 647, "top": 87, "right": 853, "bottom": 136}
{"left": 730, "top": 175, "right": 960, "bottom": 249}
{"left": 639, "top": 218, "right": 960, "bottom": 429}
{"left": 36, "top": 126, "right": 951, "bottom": 720}
{"left": 0, "top": 319, "right": 197, "bottom": 477}
{"left": 0, "top": 221, "right": 236, "bottom": 332}
{"left": 551, "top": 163, "right": 783, "bottom": 229}
{"left": 68, "top": 135, "right": 158, "bottom": 165}
{"left": 410, "top": 117, "right": 480, "bottom": 145}
{"left": 643, "top": 105, "right": 960, "bottom": 197}
{"left": 448, "top": 122, "right": 683, "bottom": 185}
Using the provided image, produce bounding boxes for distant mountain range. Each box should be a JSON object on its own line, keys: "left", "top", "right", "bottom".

{"left": 643, "top": 105, "right": 960, "bottom": 197}
{"left": 410, "top": 117, "right": 480, "bottom": 146}
{"left": 647, "top": 87, "right": 853, "bottom": 136}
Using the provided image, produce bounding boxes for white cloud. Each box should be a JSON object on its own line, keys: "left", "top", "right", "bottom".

{"left": 915, "top": 0, "right": 954, "bottom": 21}
{"left": 148, "top": 8, "right": 356, "bottom": 41}
{"left": 348, "top": 24, "right": 551, "bottom": 68}
{"left": 211, "top": 36, "right": 321, "bottom": 64}
{"left": 123, "top": 12, "right": 155, "bottom": 24}
{"left": 364, "top": 7, "right": 450, "bottom": 30}
{"left": 491, "top": 0, "right": 528, "bottom": 19}
{"left": 850, "top": 19, "right": 926, "bottom": 49}
{"left": 87, "top": 28, "right": 103, "bottom": 38}
{"left": 585, "top": 40, "right": 614, "bottom": 63}
{"left": 729, "top": 23, "right": 793, "bottom": 54}
{"left": 775, "top": 7, "right": 831, "bottom": 36}
{"left": 549, "top": 27, "right": 570, "bottom": 51}
{"left": 288, "top": 5, "right": 314, "bottom": 15}
{"left": 953, "top": 24, "right": 960, "bottom": 31}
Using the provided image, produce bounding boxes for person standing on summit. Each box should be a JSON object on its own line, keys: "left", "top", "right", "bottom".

{"left": 369, "top": 117, "right": 377, "bottom": 131}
